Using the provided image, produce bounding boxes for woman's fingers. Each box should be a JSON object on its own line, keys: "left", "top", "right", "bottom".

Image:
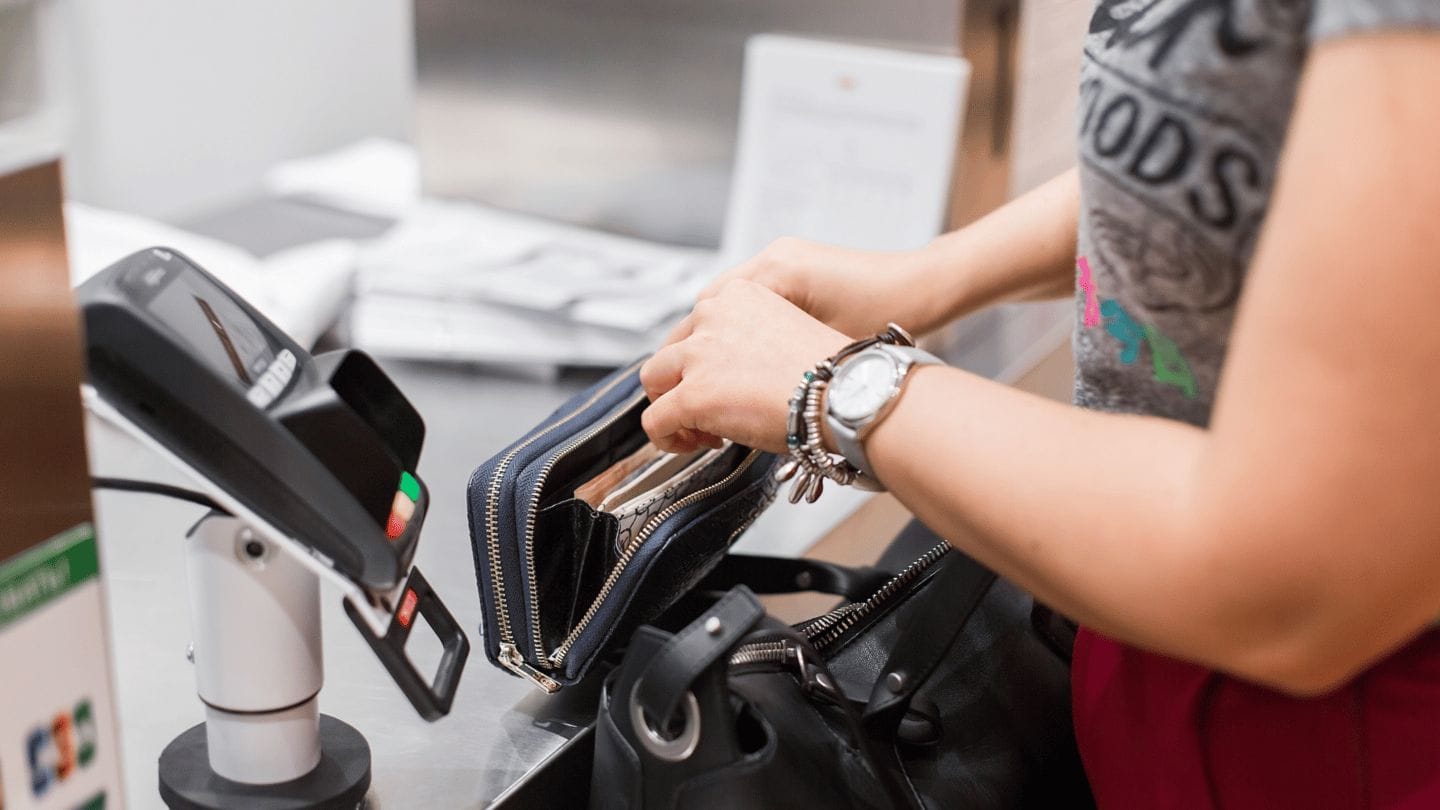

{"left": 642, "top": 268, "right": 849, "bottom": 454}
{"left": 697, "top": 258, "right": 763, "bottom": 301}
{"left": 696, "top": 269, "right": 740, "bottom": 302}
{"left": 641, "top": 345, "right": 715, "bottom": 451}
{"left": 660, "top": 312, "right": 696, "bottom": 348}
{"left": 641, "top": 387, "right": 694, "bottom": 453}
{"left": 639, "top": 342, "right": 685, "bottom": 400}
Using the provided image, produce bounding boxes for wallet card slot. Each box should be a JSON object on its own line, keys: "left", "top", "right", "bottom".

{"left": 536, "top": 397, "right": 649, "bottom": 509}
{"left": 550, "top": 449, "right": 776, "bottom": 679}
{"left": 533, "top": 444, "right": 745, "bottom": 653}
{"left": 606, "top": 443, "right": 746, "bottom": 554}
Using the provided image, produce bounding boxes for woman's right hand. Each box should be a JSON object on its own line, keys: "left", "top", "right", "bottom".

{"left": 697, "top": 237, "right": 939, "bottom": 338}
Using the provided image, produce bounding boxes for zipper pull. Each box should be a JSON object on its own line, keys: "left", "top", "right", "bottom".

{"left": 499, "top": 642, "right": 562, "bottom": 693}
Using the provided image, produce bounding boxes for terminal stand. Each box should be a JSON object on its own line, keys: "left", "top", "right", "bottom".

{"left": 157, "top": 513, "right": 371, "bottom": 809}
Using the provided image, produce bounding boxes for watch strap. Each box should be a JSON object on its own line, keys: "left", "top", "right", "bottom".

{"left": 830, "top": 413, "right": 870, "bottom": 480}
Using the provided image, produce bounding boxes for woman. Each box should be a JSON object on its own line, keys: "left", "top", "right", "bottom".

{"left": 638, "top": 2, "right": 1440, "bottom": 806}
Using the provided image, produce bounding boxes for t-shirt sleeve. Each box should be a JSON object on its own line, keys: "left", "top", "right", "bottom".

{"left": 1310, "top": 0, "right": 1440, "bottom": 43}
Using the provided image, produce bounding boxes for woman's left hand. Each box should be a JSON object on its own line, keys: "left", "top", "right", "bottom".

{"left": 640, "top": 279, "right": 850, "bottom": 454}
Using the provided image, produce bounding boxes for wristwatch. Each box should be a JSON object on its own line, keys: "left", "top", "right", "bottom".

{"left": 824, "top": 343, "right": 943, "bottom": 480}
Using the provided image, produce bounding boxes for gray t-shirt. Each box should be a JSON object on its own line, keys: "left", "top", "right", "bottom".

{"left": 1073, "top": 0, "right": 1440, "bottom": 426}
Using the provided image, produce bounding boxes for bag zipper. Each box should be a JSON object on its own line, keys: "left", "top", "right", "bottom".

{"left": 547, "top": 449, "right": 764, "bottom": 670}
{"left": 482, "top": 362, "right": 641, "bottom": 690}
{"left": 793, "top": 602, "right": 862, "bottom": 641}
{"left": 728, "top": 541, "right": 949, "bottom": 667}
{"left": 728, "top": 640, "right": 794, "bottom": 667}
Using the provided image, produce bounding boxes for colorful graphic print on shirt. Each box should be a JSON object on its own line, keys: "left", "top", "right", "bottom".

{"left": 1079, "top": 256, "right": 1197, "bottom": 400}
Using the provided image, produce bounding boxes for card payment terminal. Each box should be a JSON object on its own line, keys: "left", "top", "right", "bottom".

{"left": 78, "top": 248, "right": 470, "bottom": 809}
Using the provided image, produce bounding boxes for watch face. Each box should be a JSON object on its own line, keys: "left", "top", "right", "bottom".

{"left": 829, "top": 353, "right": 899, "bottom": 422}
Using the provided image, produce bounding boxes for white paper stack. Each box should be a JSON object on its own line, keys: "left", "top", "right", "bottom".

{"left": 349, "top": 200, "right": 718, "bottom": 367}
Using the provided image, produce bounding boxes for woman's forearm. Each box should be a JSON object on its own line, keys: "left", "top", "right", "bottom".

{"left": 908, "top": 169, "right": 1080, "bottom": 333}
{"left": 866, "top": 368, "right": 1203, "bottom": 644}
{"left": 861, "top": 367, "right": 1338, "bottom": 694}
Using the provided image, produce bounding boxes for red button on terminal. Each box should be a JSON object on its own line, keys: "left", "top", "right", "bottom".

{"left": 397, "top": 588, "right": 419, "bottom": 628}
{"left": 386, "top": 512, "right": 406, "bottom": 539}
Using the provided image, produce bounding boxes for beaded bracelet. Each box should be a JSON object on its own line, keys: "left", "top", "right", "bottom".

{"left": 775, "top": 323, "right": 915, "bottom": 503}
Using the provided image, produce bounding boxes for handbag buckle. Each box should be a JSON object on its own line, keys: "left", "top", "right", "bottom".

{"left": 630, "top": 689, "right": 702, "bottom": 763}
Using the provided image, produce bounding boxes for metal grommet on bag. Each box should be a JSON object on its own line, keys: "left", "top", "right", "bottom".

{"left": 630, "top": 689, "right": 702, "bottom": 762}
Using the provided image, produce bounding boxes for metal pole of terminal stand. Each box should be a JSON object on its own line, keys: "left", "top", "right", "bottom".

{"left": 157, "top": 514, "right": 371, "bottom": 809}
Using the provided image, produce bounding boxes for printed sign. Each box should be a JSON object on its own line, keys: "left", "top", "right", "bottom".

{"left": 0, "top": 525, "right": 123, "bottom": 810}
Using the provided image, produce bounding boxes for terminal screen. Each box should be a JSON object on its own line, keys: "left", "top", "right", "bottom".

{"left": 127, "top": 261, "right": 278, "bottom": 390}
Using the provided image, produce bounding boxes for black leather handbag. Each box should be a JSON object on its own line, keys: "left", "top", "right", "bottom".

{"left": 591, "top": 521, "right": 1093, "bottom": 809}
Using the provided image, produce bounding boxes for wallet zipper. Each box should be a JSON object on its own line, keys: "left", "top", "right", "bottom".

{"left": 728, "top": 541, "right": 949, "bottom": 667}
{"left": 483, "top": 362, "right": 641, "bottom": 691}
{"left": 547, "top": 448, "right": 763, "bottom": 671}
{"left": 523, "top": 390, "right": 649, "bottom": 663}
{"left": 498, "top": 642, "right": 561, "bottom": 693}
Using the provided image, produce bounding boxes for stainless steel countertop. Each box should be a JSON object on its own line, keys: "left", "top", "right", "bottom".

{"left": 97, "top": 360, "right": 606, "bottom": 809}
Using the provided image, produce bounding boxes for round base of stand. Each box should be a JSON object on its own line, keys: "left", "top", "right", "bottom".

{"left": 159, "top": 714, "right": 371, "bottom": 810}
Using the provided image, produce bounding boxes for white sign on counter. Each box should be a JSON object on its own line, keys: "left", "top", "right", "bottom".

{"left": 722, "top": 34, "right": 971, "bottom": 264}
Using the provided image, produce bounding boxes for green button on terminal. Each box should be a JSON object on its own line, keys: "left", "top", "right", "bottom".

{"left": 399, "top": 471, "right": 420, "bottom": 502}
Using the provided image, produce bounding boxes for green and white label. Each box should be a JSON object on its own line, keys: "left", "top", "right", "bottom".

{"left": 0, "top": 521, "right": 125, "bottom": 809}
{"left": 0, "top": 524, "right": 99, "bottom": 631}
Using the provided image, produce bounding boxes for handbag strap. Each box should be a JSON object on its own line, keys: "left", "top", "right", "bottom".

{"left": 634, "top": 586, "right": 766, "bottom": 726}
{"left": 701, "top": 553, "right": 895, "bottom": 601}
{"left": 861, "top": 551, "right": 997, "bottom": 737}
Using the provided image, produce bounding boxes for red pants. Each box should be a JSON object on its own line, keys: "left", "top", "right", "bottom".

{"left": 1073, "top": 628, "right": 1440, "bottom": 808}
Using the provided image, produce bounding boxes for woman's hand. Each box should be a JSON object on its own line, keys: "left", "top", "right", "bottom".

{"left": 701, "top": 237, "right": 937, "bottom": 338}
{"left": 640, "top": 279, "right": 851, "bottom": 454}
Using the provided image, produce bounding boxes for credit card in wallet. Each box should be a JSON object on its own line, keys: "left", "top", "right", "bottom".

{"left": 575, "top": 443, "right": 666, "bottom": 507}
{"left": 596, "top": 448, "right": 708, "bottom": 513}
{"left": 607, "top": 443, "right": 734, "bottom": 552}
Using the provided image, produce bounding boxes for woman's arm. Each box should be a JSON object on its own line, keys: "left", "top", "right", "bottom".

{"left": 914, "top": 167, "right": 1083, "bottom": 326}
{"left": 867, "top": 30, "right": 1440, "bottom": 696}
{"left": 642, "top": 31, "right": 1440, "bottom": 696}
{"left": 699, "top": 169, "right": 1081, "bottom": 339}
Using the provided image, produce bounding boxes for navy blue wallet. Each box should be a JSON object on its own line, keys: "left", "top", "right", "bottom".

{"left": 468, "top": 361, "right": 778, "bottom": 692}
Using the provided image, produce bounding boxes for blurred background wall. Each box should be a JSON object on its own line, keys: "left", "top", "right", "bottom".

{"left": 57, "top": 0, "right": 414, "bottom": 220}
{"left": 413, "top": 0, "right": 963, "bottom": 247}
{"left": 7, "top": 0, "right": 1090, "bottom": 229}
